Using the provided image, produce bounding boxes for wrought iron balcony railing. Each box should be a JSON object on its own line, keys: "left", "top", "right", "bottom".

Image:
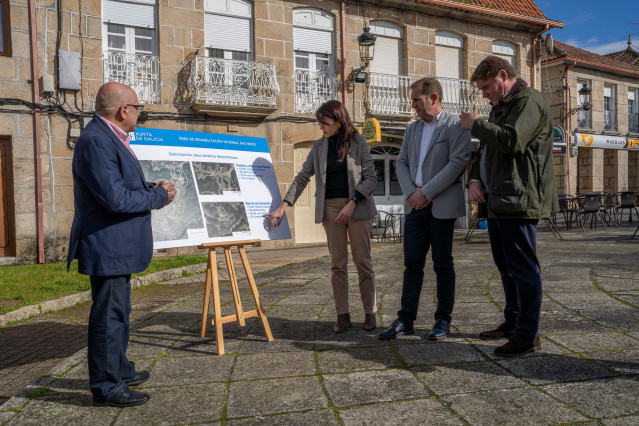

{"left": 437, "top": 76, "right": 492, "bottom": 116}
{"left": 577, "top": 110, "right": 591, "bottom": 129}
{"left": 293, "top": 70, "right": 336, "bottom": 114}
{"left": 367, "top": 73, "right": 412, "bottom": 115}
{"left": 103, "top": 51, "right": 160, "bottom": 104}
{"left": 628, "top": 112, "right": 639, "bottom": 134}
{"left": 188, "top": 56, "right": 279, "bottom": 108}
{"left": 604, "top": 109, "right": 617, "bottom": 131}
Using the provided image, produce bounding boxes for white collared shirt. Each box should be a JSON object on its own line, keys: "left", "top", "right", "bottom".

{"left": 415, "top": 110, "right": 443, "bottom": 187}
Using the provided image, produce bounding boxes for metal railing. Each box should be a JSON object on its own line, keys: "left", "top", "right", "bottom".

{"left": 103, "top": 52, "right": 160, "bottom": 104}
{"left": 293, "top": 70, "right": 336, "bottom": 114}
{"left": 437, "top": 76, "right": 492, "bottom": 116}
{"left": 577, "top": 110, "right": 591, "bottom": 129}
{"left": 367, "top": 73, "right": 412, "bottom": 115}
{"left": 188, "top": 56, "right": 279, "bottom": 107}
{"left": 628, "top": 112, "right": 639, "bottom": 134}
{"left": 604, "top": 109, "right": 617, "bottom": 131}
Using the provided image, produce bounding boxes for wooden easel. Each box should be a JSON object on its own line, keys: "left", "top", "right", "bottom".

{"left": 199, "top": 239, "right": 273, "bottom": 355}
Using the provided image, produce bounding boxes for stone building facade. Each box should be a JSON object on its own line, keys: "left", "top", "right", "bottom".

{"left": 0, "top": 0, "right": 561, "bottom": 264}
{"left": 541, "top": 37, "right": 639, "bottom": 195}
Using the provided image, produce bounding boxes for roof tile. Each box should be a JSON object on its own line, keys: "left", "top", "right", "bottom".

{"left": 540, "top": 37, "right": 639, "bottom": 75}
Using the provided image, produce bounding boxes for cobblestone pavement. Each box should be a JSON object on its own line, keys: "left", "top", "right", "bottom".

{"left": 1, "top": 226, "right": 639, "bottom": 425}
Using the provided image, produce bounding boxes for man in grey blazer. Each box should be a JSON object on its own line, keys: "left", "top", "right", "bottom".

{"left": 379, "top": 77, "right": 470, "bottom": 341}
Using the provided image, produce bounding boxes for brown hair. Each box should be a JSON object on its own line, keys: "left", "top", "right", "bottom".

{"left": 471, "top": 55, "right": 516, "bottom": 83}
{"left": 411, "top": 77, "right": 443, "bottom": 101}
{"left": 316, "top": 100, "right": 358, "bottom": 162}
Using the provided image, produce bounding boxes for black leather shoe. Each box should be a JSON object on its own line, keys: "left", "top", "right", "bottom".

{"left": 378, "top": 319, "right": 414, "bottom": 340}
{"left": 479, "top": 322, "right": 515, "bottom": 340}
{"left": 494, "top": 334, "right": 541, "bottom": 357}
{"left": 128, "top": 370, "right": 150, "bottom": 387}
{"left": 93, "top": 386, "right": 150, "bottom": 408}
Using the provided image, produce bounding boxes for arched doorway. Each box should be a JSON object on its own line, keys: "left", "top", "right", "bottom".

{"left": 370, "top": 144, "right": 404, "bottom": 213}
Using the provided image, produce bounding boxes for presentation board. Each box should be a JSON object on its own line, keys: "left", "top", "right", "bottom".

{"left": 130, "top": 127, "right": 291, "bottom": 249}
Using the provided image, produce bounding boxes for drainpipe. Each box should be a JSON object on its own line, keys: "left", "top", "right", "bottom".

{"left": 530, "top": 24, "right": 548, "bottom": 89}
{"left": 340, "top": 0, "right": 348, "bottom": 109}
{"left": 565, "top": 60, "right": 577, "bottom": 194}
{"left": 28, "top": 0, "right": 45, "bottom": 263}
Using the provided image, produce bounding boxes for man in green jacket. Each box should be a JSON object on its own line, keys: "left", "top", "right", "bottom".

{"left": 460, "top": 55, "right": 558, "bottom": 357}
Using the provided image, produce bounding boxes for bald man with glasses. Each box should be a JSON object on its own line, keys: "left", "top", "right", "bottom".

{"left": 67, "top": 82, "right": 176, "bottom": 407}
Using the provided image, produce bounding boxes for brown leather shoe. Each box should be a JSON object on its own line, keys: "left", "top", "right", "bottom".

{"left": 362, "top": 313, "right": 377, "bottom": 331}
{"left": 494, "top": 334, "right": 541, "bottom": 357}
{"left": 334, "top": 313, "right": 351, "bottom": 333}
{"left": 479, "top": 322, "right": 515, "bottom": 340}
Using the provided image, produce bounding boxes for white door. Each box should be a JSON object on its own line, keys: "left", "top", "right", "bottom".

{"left": 292, "top": 142, "right": 326, "bottom": 244}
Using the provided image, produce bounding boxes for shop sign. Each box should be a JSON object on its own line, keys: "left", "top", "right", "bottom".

{"left": 552, "top": 125, "right": 566, "bottom": 154}
{"left": 362, "top": 118, "right": 381, "bottom": 143}
{"left": 574, "top": 133, "right": 629, "bottom": 150}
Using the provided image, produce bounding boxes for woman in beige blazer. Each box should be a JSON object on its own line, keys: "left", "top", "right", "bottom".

{"left": 265, "top": 100, "right": 378, "bottom": 333}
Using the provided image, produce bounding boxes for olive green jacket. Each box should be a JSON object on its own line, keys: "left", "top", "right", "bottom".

{"left": 469, "top": 78, "right": 559, "bottom": 219}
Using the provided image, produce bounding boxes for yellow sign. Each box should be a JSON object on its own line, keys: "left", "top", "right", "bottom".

{"left": 362, "top": 118, "right": 381, "bottom": 144}
{"left": 581, "top": 134, "right": 594, "bottom": 146}
{"left": 627, "top": 139, "right": 639, "bottom": 150}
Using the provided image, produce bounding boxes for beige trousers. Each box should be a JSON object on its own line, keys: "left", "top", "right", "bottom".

{"left": 322, "top": 198, "right": 376, "bottom": 315}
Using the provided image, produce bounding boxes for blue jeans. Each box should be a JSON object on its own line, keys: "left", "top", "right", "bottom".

{"left": 487, "top": 218, "right": 542, "bottom": 338}
{"left": 397, "top": 205, "right": 456, "bottom": 328}
{"left": 88, "top": 275, "right": 136, "bottom": 398}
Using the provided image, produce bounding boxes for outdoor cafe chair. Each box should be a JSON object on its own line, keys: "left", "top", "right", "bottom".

{"left": 615, "top": 191, "right": 639, "bottom": 223}
{"left": 576, "top": 193, "right": 607, "bottom": 231}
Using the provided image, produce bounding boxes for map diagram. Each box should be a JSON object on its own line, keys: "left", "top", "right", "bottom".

{"left": 201, "top": 202, "right": 250, "bottom": 237}
{"left": 139, "top": 160, "right": 204, "bottom": 242}
{"left": 193, "top": 162, "right": 241, "bottom": 195}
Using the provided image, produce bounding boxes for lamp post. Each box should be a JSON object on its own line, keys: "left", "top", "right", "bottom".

{"left": 569, "top": 83, "right": 591, "bottom": 115}
{"left": 353, "top": 26, "right": 376, "bottom": 83}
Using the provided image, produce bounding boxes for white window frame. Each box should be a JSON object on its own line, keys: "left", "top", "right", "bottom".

{"left": 204, "top": 0, "right": 253, "bottom": 61}
{"left": 492, "top": 40, "right": 516, "bottom": 70}
{"left": 369, "top": 21, "right": 403, "bottom": 76}
{"left": 435, "top": 30, "right": 463, "bottom": 80}
{"left": 101, "top": 0, "right": 158, "bottom": 55}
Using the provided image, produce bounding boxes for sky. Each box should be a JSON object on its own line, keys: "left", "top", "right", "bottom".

{"left": 535, "top": 0, "right": 639, "bottom": 55}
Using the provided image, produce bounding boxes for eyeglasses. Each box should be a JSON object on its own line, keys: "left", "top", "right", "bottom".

{"left": 123, "top": 104, "right": 144, "bottom": 112}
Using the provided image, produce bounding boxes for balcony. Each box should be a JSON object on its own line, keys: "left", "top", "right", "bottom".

{"left": 577, "top": 110, "right": 591, "bottom": 129}
{"left": 629, "top": 113, "right": 639, "bottom": 134}
{"left": 366, "top": 73, "right": 412, "bottom": 118}
{"left": 294, "top": 70, "right": 336, "bottom": 115}
{"left": 103, "top": 52, "right": 160, "bottom": 104}
{"left": 188, "top": 56, "right": 279, "bottom": 118}
{"left": 438, "top": 76, "right": 491, "bottom": 117}
{"left": 604, "top": 109, "right": 617, "bottom": 132}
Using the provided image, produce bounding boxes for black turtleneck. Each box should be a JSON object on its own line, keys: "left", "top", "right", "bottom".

{"left": 325, "top": 135, "right": 349, "bottom": 199}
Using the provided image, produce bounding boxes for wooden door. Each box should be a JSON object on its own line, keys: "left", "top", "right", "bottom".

{"left": 0, "top": 136, "right": 15, "bottom": 256}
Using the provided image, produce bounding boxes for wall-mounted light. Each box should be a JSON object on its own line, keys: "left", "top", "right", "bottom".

{"left": 352, "top": 25, "right": 377, "bottom": 84}
{"left": 569, "top": 83, "right": 591, "bottom": 115}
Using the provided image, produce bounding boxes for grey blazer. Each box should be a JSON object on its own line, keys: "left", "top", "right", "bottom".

{"left": 284, "top": 133, "right": 377, "bottom": 223}
{"left": 396, "top": 109, "right": 471, "bottom": 219}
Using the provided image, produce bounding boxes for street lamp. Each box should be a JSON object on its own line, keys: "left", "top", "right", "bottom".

{"left": 352, "top": 26, "right": 376, "bottom": 84}
{"left": 569, "top": 83, "right": 591, "bottom": 114}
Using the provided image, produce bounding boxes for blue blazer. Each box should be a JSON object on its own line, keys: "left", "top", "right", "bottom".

{"left": 67, "top": 117, "right": 168, "bottom": 276}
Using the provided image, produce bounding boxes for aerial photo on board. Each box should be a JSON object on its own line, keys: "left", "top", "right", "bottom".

{"left": 192, "top": 162, "right": 241, "bottom": 195}
{"left": 201, "top": 202, "right": 250, "bottom": 238}
{"left": 139, "top": 160, "right": 205, "bottom": 241}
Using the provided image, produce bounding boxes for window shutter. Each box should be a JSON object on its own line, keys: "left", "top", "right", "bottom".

{"left": 493, "top": 53, "right": 515, "bottom": 69}
{"left": 629, "top": 90, "right": 636, "bottom": 101}
{"left": 436, "top": 45, "right": 462, "bottom": 79}
{"left": 604, "top": 86, "right": 612, "bottom": 97}
{"left": 293, "top": 27, "right": 332, "bottom": 54}
{"left": 205, "top": 13, "right": 251, "bottom": 52}
{"left": 370, "top": 36, "right": 401, "bottom": 75}
{"left": 103, "top": 0, "right": 156, "bottom": 28}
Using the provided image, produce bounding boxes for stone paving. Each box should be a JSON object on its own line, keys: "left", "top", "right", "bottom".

{"left": 1, "top": 225, "right": 639, "bottom": 425}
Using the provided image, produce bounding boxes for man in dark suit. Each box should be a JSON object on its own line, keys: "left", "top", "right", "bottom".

{"left": 379, "top": 77, "right": 470, "bottom": 341}
{"left": 67, "top": 82, "right": 176, "bottom": 407}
